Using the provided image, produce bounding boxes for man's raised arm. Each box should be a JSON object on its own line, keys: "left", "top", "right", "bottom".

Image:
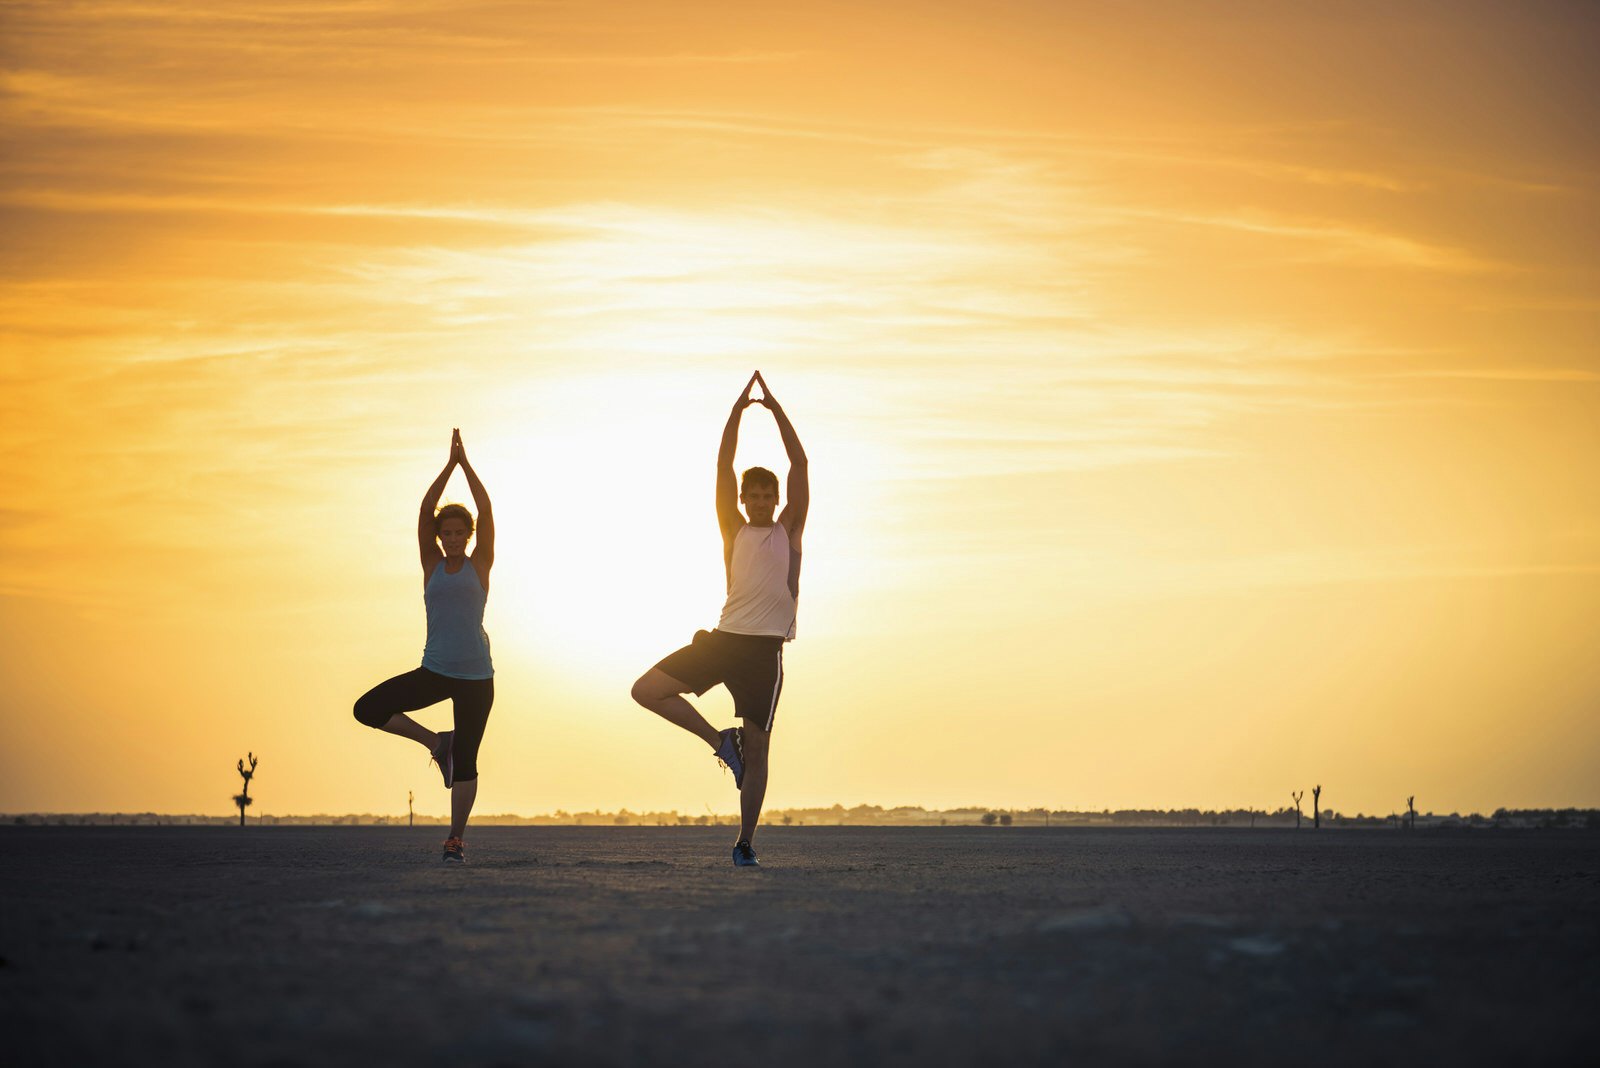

{"left": 755, "top": 372, "right": 808, "bottom": 542}
{"left": 717, "top": 372, "right": 760, "bottom": 538}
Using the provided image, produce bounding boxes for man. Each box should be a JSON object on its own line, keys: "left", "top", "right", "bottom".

{"left": 631, "top": 370, "right": 808, "bottom": 868}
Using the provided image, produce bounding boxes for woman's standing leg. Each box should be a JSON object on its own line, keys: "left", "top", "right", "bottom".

{"left": 446, "top": 678, "right": 494, "bottom": 842}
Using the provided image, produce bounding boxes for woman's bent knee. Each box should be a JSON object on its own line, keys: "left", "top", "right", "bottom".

{"left": 353, "top": 697, "right": 388, "bottom": 729}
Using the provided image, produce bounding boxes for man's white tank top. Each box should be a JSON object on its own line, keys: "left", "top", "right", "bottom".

{"left": 717, "top": 522, "right": 799, "bottom": 640}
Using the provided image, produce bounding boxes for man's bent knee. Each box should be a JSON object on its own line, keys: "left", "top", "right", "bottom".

{"left": 632, "top": 669, "right": 686, "bottom": 707}
{"left": 630, "top": 674, "right": 659, "bottom": 707}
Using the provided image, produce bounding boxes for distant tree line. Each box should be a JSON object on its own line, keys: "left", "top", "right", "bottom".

{"left": 9, "top": 806, "right": 1598, "bottom": 829}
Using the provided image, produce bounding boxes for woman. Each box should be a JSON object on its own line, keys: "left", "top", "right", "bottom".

{"left": 354, "top": 428, "right": 495, "bottom": 863}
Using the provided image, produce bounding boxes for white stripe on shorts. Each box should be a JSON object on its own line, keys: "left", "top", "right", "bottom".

{"left": 765, "top": 647, "right": 783, "bottom": 732}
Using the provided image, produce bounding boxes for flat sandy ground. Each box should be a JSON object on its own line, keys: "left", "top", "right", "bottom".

{"left": 3, "top": 826, "right": 1597, "bottom": 1066}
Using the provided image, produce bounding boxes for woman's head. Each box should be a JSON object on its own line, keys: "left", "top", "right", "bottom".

{"left": 435, "top": 503, "right": 474, "bottom": 557}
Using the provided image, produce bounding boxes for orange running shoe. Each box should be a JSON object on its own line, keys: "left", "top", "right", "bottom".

{"left": 442, "top": 836, "right": 466, "bottom": 864}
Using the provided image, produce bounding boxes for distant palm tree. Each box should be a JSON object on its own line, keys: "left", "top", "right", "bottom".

{"left": 233, "top": 753, "right": 257, "bottom": 827}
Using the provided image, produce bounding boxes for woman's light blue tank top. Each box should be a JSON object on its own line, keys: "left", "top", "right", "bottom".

{"left": 421, "top": 560, "right": 493, "bottom": 679}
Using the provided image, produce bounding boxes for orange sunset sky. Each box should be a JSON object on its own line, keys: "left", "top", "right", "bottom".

{"left": 2, "top": 1, "right": 1597, "bottom": 820}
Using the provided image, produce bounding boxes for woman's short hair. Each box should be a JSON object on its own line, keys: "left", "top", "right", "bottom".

{"left": 434, "top": 503, "right": 474, "bottom": 535}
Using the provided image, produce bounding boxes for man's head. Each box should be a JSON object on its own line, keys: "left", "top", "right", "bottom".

{"left": 740, "top": 467, "right": 779, "bottom": 525}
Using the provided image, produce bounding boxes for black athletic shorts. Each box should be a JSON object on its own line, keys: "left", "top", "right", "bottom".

{"left": 654, "top": 629, "right": 785, "bottom": 731}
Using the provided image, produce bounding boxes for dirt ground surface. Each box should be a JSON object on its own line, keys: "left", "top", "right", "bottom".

{"left": 3, "top": 826, "right": 1597, "bottom": 1066}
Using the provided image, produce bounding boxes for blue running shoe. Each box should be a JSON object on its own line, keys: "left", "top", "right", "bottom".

{"left": 732, "top": 840, "right": 760, "bottom": 868}
{"left": 715, "top": 727, "right": 745, "bottom": 789}
{"left": 432, "top": 730, "right": 455, "bottom": 789}
{"left": 442, "top": 836, "right": 466, "bottom": 864}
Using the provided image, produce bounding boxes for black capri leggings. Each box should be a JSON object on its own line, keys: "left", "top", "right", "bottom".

{"left": 353, "top": 667, "right": 494, "bottom": 782}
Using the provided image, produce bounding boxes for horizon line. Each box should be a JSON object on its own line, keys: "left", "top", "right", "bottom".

{"left": 7, "top": 804, "right": 1596, "bottom": 822}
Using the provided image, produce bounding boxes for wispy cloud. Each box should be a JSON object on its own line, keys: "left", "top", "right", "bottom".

{"left": 1116, "top": 206, "right": 1500, "bottom": 273}
{"left": 1380, "top": 368, "right": 1600, "bottom": 383}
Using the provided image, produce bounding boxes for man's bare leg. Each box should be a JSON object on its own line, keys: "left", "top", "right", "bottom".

{"left": 738, "top": 722, "right": 770, "bottom": 843}
{"left": 632, "top": 669, "right": 720, "bottom": 750}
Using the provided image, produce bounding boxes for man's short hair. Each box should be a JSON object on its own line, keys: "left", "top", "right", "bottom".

{"left": 741, "top": 467, "right": 779, "bottom": 494}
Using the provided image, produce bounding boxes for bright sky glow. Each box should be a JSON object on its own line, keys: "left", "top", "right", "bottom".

{"left": 2, "top": 0, "right": 1597, "bottom": 818}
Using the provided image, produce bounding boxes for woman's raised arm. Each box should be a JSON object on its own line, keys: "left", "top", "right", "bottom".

{"left": 418, "top": 430, "right": 458, "bottom": 579}
{"left": 455, "top": 430, "right": 494, "bottom": 574}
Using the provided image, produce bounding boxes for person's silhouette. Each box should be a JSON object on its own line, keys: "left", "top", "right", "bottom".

{"left": 632, "top": 371, "right": 809, "bottom": 868}
{"left": 353, "top": 429, "right": 496, "bottom": 864}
